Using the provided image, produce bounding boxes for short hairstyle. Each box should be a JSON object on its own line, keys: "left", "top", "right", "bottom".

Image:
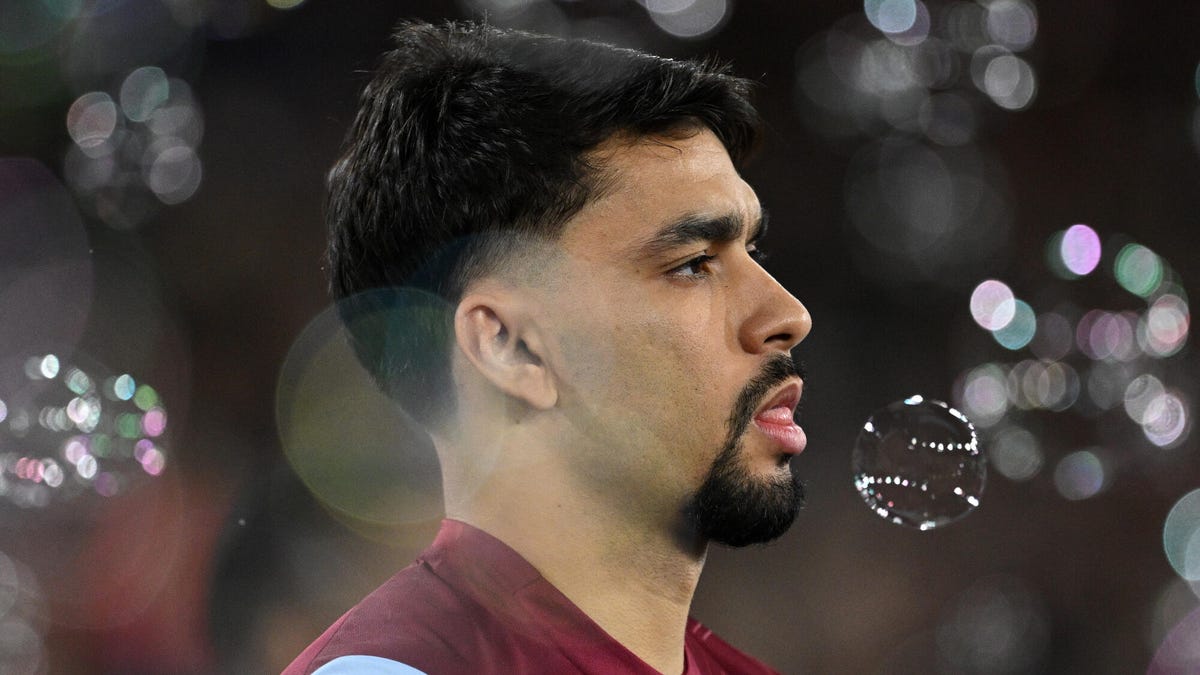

{"left": 327, "top": 20, "right": 761, "bottom": 427}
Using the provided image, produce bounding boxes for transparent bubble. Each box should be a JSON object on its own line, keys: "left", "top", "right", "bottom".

{"left": 852, "top": 396, "right": 985, "bottom": 530}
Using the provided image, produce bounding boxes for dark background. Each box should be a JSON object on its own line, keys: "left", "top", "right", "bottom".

{"left": 2, "top": 0, "right": 1199, "bottom": 673}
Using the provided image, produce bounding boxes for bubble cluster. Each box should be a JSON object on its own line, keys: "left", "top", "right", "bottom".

{"left": 852, "top": 396, "right": 985, "bottom": 530}
{"left": 954, "top": 228, "right": 1192, "bottom": 501}
{"left": 63, "top": 69, "right": 204, "bottom": 228}
{"left": 794, "top": 2, "right": 1047, "bottom": 288}
{"left": 0, "top": 354, "right": 169, "bottom": 508}
{"left": 797, "top": 0, "right": 1039, "bottom": 144}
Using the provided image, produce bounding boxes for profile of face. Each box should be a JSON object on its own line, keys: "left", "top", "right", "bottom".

{"left": 524, "top": 127, "right": 813, "bottom": 548}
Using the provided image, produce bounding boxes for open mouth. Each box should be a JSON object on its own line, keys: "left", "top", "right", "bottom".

{"left": 751, "top": 381, "right": 807, "bottom": 454}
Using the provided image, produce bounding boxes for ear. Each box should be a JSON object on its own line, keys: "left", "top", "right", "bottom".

{"left": 453, "top": 290, "right": 558, "bottom": 411}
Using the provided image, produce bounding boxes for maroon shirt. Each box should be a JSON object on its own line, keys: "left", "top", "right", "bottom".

{"left": 282, "top": 520, "right": 780, "bottom": 674}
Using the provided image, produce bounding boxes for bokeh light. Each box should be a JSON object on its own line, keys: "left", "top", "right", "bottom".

{"left": 970, "top": 280, "right": 1016, "bottom": 331}
{"left": 865, "top": 0, "right": 918, "bottom": 35}
{"left": 0, "top": 550, "right": 46, "bottom": 674}
{"left": 0, "top": 160, "right": 94, "bottom": 360}
{"left": 645, "top": 0, "right": 730, "bottom": 40}
{"left": 987, "top": 425, "right": 1043, "bottom": 481}
{"left": 936, "top": 575, "right": 1049, "bottom": 673}
{"left": 1028, "top": 311, "right": 1073, "bottom": 360}
{"left": 1052, "top": 449, "right": 1106, "bottom": 500}
{"left": 1060, "top": 223, "right": 1102, "bottom": 276}
{"left": 956, "top": 224, "right": 1191, "bottom": 501}
{"left": 276, "top": 296, "right": 446, "bottom": 538}
{"left": 982, "top": 52, "right": 1037, "bottom": 110}
{"left": 1115, "top": 243, "right": 1164, "bottom": 297}
{"left": 1149, "top": 578, "right": 1200, "bottom": 657}
{"left": 62, "top": 69, "right": 205, "bottom": 227}
{"left": 984, "top": 0, "right": 1038, "bottom": 51}
{"left": 1150, "top": 607, "right": 1200, "bottom": 674}
{"left": 1164, "top": 489, "right": 1200, "bottom": 582}
{"left": 843, "top": 138, "right": 1013, "bottom": 286}
{"left": 956, "top": 362, "right": 1009, "bottom": 427}
{"left": 0, "top": 354, "right": 170, "bottom": 507}
{"left": 992, "top": 299, "right": 1036, "bottom": 350}
{"left": 851, "top": 396, "right": 984, "bottom": 530}
{"left": 1139, "top": 294, "right": 1190, "bottom": 358}
{"left": 120, "top": 66, "right": 170, "bottom": 123}
{"left": 67, "top": 92, "right": 119, "bottom": 150}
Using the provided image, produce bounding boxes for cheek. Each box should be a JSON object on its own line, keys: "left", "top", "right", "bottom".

{"left": 581, "top": 307, "right": 729, "bottom": 437}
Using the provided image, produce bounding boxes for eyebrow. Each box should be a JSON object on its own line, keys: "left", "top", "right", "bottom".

{"left": 633, "top": 208, "right": 770, "bottom": 259}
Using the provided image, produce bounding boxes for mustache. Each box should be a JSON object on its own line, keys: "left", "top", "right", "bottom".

{"left": 726, "top": 353, "right": 806, "bottom": 440}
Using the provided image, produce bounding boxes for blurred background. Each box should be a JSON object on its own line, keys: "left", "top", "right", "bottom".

{"left": 1, "top": 0, "right": 1199, "bottom": 673}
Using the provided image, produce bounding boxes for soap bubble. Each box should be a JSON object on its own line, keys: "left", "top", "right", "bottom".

{"left": 852, "top": 395, "right": 985, "bottom": 530}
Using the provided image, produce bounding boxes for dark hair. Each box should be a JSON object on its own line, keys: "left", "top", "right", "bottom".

{"left": 327, "top": 20, "right": 761, "bottom": 427}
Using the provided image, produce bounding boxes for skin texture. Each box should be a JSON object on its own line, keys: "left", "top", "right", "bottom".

{"left": 438, "top": 128, "right": 811, "bottom": 674}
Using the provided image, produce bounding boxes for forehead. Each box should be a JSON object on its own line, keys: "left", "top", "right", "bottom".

{"left": 559, "top": 128, "right": 759, "bottom": 252}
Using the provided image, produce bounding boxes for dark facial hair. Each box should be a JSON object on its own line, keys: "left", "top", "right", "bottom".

{"left": 683, "top": 353, "right": 806, "bottom": 547}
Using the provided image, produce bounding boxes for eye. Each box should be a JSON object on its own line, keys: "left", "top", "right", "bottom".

{"left": 669, "top": 253, "right": 716, "bottom": 279}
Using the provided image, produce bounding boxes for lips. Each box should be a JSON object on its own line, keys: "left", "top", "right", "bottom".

{"left": 752, "top": 381, "right": 807, "bottom": 455}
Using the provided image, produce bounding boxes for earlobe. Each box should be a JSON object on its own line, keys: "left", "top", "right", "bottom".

{"left": 454, "top": 295, "right": 558, "bottom": 411}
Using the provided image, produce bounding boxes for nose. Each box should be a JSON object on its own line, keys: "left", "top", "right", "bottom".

{"left": 737, "top": 264, "right": 812, "bottom": 355}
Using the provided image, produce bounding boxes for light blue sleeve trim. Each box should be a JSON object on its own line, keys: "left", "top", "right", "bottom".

{"left": 311, "top": 655, "right": 429, "bottom": 675}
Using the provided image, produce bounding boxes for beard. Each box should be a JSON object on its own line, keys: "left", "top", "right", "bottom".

{"left": 683, "top": 353, "right": 806, "bottom": 547}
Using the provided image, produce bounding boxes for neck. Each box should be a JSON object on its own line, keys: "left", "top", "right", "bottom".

{"left": 444, "top": 455, "right": 706, "bottom": 675}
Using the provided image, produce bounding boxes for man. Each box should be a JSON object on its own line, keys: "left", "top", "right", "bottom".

{"left": 284, "top": 19, "right": 811, "bottom": 675}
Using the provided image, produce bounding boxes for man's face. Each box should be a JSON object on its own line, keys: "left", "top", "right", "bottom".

{"left": 527, "top": 128, "right": 812, "bottom": 546}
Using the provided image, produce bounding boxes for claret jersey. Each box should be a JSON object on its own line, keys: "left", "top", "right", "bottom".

{"left": 283, "top": 520, "right": 780, "bottom": 675}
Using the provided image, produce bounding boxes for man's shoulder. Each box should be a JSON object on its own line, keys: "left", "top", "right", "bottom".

{"left": 685, "top": 618, "right": 781, "bottom": 675}
{"left": 282, "top": 559, "right": 492, "bottom": 675}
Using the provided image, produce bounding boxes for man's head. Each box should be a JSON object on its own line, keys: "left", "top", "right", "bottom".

{"left": 328, "top": 21, "right": 811, "bottom": 546}
{"left": 327, "top": 21, "right": 758, "bottom": 424}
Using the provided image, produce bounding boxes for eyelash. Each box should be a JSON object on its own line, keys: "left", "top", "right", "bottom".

{"left": 669, "top": 247, "right": 770, "bottom": 279}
